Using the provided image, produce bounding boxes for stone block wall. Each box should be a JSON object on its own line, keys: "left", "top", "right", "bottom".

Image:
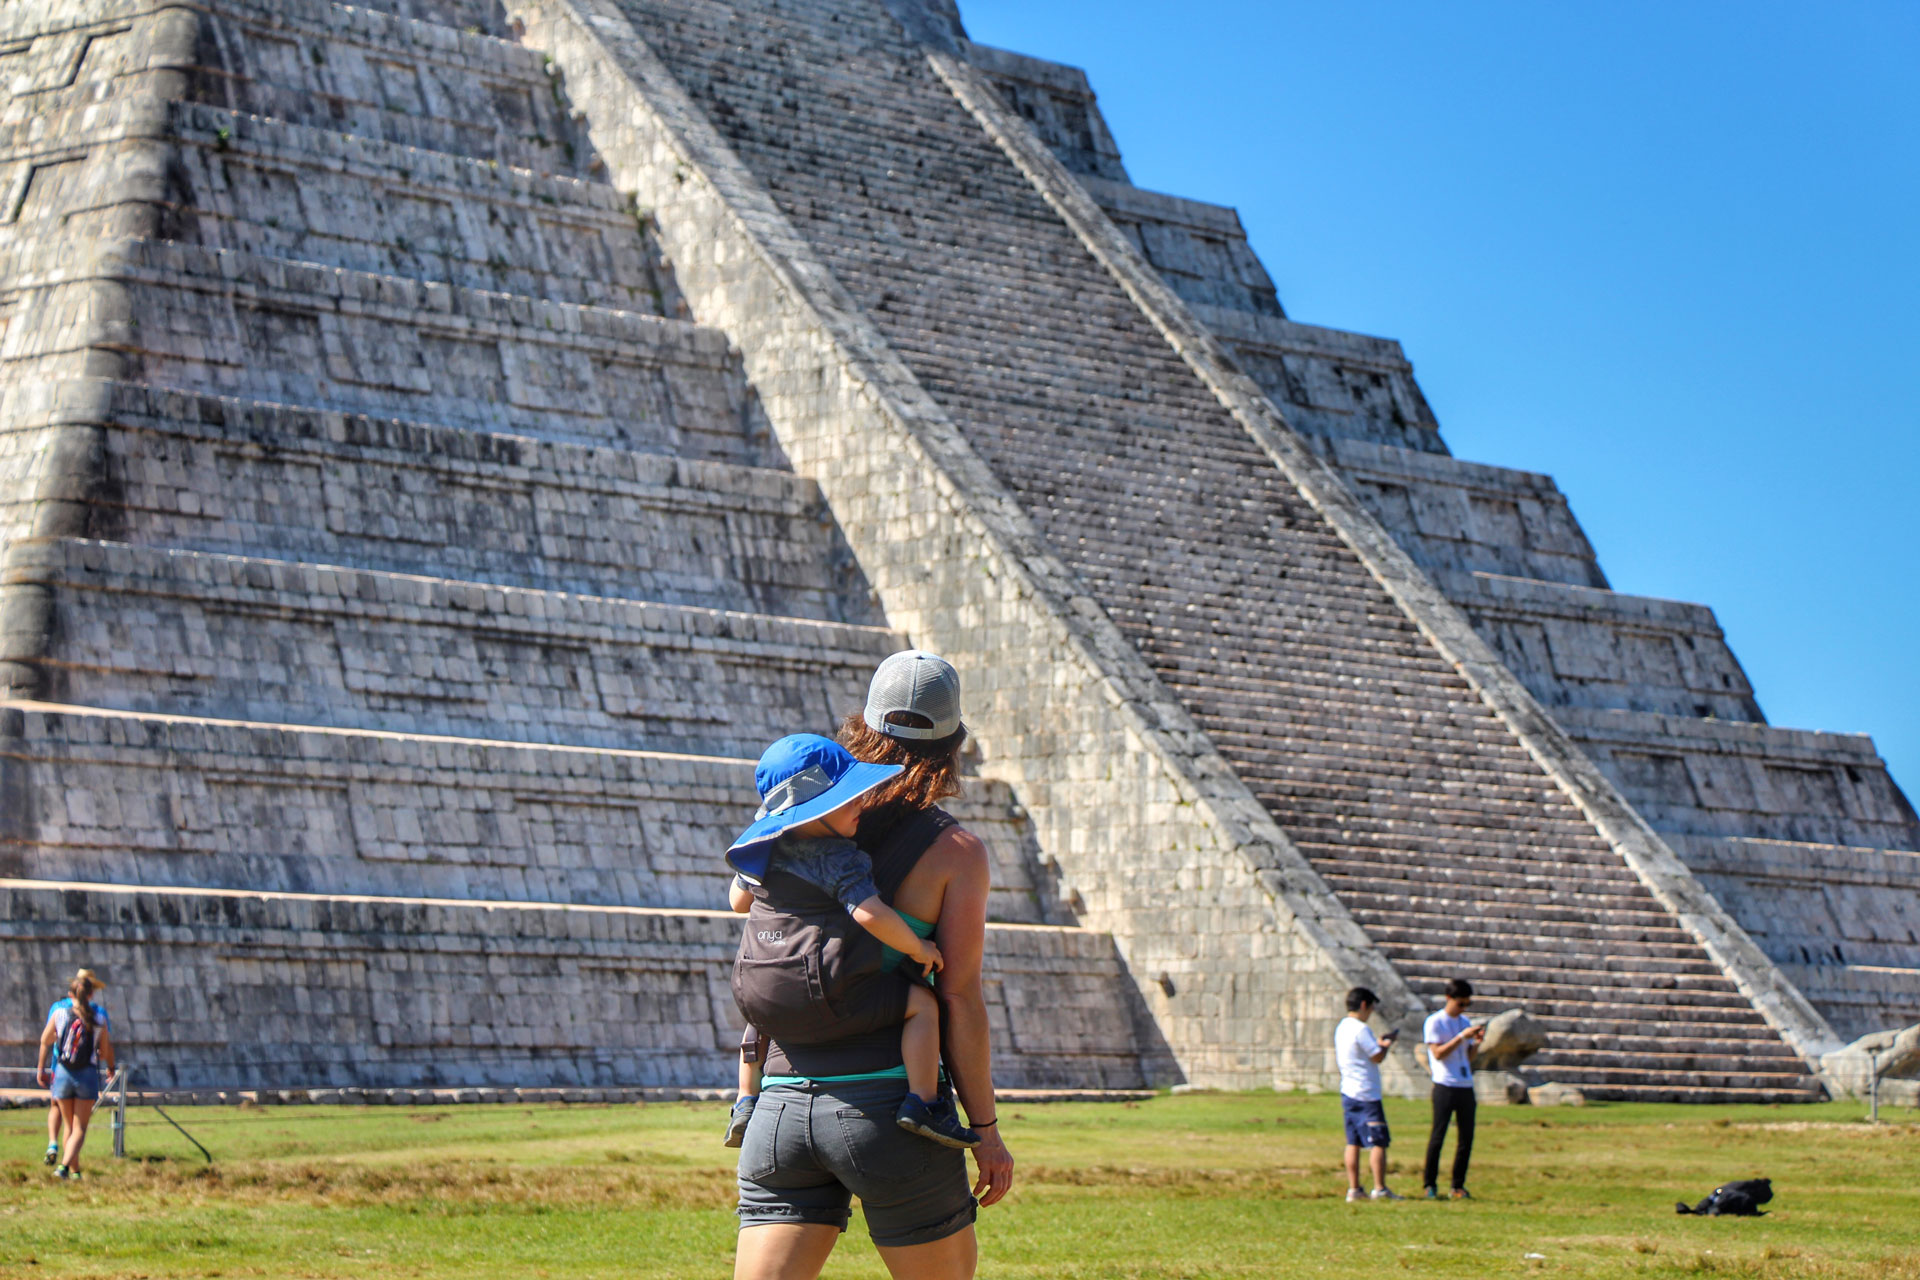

{"left": 0, "top": 878, "right": 1145, "bottom": 1089}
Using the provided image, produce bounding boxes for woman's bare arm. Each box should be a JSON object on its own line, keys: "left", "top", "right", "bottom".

{"left": 36, "top": 1017, "right": 56, "bottom": 1074}
{"left": 97, "top": 1026, "right": 115, "bottom": 1075}
{"left": 850, "top": 897, "right": 941, "bottom": 973}
{"left": 926, "top": 827, "right": 1014, "bottom": 1206}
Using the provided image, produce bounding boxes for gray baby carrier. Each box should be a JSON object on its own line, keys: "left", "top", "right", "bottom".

{"left": 731, "top": 866, "right": 910, "bottom": 1045}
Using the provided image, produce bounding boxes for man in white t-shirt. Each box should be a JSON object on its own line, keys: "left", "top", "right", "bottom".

{"left": 1422, "top": 977, "right": 1485, "bottom": 1200}
{"left": 1335, "top": 986, "right": 1403, "bottom": 1202}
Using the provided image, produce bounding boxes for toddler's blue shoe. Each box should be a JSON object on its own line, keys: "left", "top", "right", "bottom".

{"left": 896, "top": 1093, "right": 980, "bottom": 1149}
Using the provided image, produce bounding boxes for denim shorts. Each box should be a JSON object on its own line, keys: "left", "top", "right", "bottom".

{"left": 736, "top": 1078, "right": 977, "bottom": 1248}
{"left": 1342, "top": 1095, "right": 1390, "bottom": 1148}
{"left": 50, "top": 1064, "right": 102, "bottom": 1102}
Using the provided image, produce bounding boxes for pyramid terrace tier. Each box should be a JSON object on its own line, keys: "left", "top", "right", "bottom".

{"left": 162, "top": 103, "right": 681, "bottom": 312}
{"left": 1675, "top": 834, "right": 1920, "bottom": 1040}
{"left": 1561, "top": 707, "right": 1919, "bottom": 849}
{"left": 0, "top": 877, "right": 1154, "bottom": 1091}
{"left": 1435, "top": 569, "right": 1761, "bottom": 722}
{"left": 0, "top": 380, "right": 874, "bottom": 623}
{"left": 8, "top": 240, "right": 764, "bottom": 459}
{"left": 0, "top": 539, "right": 894, "bottom": 757}
{"left": 0, "top": 702, "right": 1066, "bottom": 926}
{"left": 1776, "top": 962, "right": 1920, "bottom": 1048}
{"left": 0, "top": 0, "right": 583, "bottom": 175}
{"left": 1304, "top": 436, "right": 1607, "bottom": 589}
{"left": 1188, "top": 303, "right": 1445, "bottom": 455}
{"left": 1075, "top": 176, "right": 1282, "bottom": 320}
{"left": 189, "top": 0, "right": 594, "bottom": 175}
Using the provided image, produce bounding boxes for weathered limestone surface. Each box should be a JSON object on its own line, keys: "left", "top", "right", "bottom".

{"left": 0, "top": 380, "right": 869, "bottom": 620}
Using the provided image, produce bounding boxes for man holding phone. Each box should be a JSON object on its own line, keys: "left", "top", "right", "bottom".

{"left": 1336, "top": 986, "right": 1404, "bottom": 1202}
{"left": 1423, "top": 977, "right": 1486, "bottom": 1200}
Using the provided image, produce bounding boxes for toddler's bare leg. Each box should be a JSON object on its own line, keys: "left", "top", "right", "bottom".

{"left": 901, "top": 984, "right": 941, "bottom": 1100}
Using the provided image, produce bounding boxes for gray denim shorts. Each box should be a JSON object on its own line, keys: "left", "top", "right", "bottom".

{"left": 736, "top": 1078, "right": 977, "bottom": 1248}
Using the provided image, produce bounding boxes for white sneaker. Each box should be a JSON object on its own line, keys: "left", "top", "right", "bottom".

{"left": 1370, "top": 1187, "right": 1405, "bottom": 1201}
{"left": 1346, "top": 1188, "right": 1366, "bottom": 1202}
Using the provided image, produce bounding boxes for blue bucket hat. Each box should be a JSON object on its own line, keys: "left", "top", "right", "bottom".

{"left": 726, "top": 734, "right": 902, "bottom": 883}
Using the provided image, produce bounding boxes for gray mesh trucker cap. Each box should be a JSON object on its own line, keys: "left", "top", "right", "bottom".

{"left": 863, "top": 650, "right": 962, "bottom": 740}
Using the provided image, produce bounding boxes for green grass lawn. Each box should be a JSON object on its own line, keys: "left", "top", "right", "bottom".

{"left": 1, "top": 1092, "right": 1915, "bottom": 1278}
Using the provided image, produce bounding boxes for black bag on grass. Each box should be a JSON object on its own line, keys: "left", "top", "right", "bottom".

{"left": 1676, "top": 1178, "right": 1773, "bottom": 1216}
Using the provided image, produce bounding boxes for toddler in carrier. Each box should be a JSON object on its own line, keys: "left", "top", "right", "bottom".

{"left": 722, "top": 733, "right": 978, "bottom": 1151}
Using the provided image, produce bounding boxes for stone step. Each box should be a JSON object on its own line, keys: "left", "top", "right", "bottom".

{"left": 30, "top": 239, "right": 764, "bottom": 459}
{"left": 1360, "top": 906, "right": 1699, "bottom": 947}
{"left": 1307, "top": 847, "right": 1654, "bottom": 891}
{"left": 1262, "top": 795, "right": 1632, "bottom": 846}
{"left": 1388, "top": 964, "right": 1757, "bottom": 1014}
{"left": 1537, "top": 1032, "right": 1805, "bottom": 1062}
{"left": 1378, "top": 943, "right": 1726, "bottom": 983}
{"left": 162, "top": 103, "right": 680, "bottom": 312}
{"left": 1559, "top": 706, "right": 1919, "bottom": 850}
{"left": 1332, "top": 892, "right": 1685, "bottom": 936}
{"left": 1564, "top": 1083, "right": 1825, "bottom": 1104}
{"left": 0, "top": 701, "right": 1058, "bottom": 926}
{"left": 1517, "top": 1058, "right": 1818, "bottom": 1091}
{"left": 8, "top": 380, "right": 869, "bottom": 621}
{"left": 1496, "top": 1012, "right": 1791, "bottom": 1044}
{"left": 186, "top": 0, "right": 591, "bottom": 175}
{"left": 1360, "top": 924, "right": 1719, "bottom": 968}
{"left": 0, "top": 876, "right": 1152, "bottom": 1091}
{"left": 1, "top": 538, "right": 894, "bottom": 757}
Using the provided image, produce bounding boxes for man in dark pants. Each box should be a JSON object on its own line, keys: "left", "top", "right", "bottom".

{"left": 1422, "top": 978, "right": 1484, "bottom": 1199}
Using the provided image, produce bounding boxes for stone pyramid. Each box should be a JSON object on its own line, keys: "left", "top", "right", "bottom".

{"left": 1, "top": 0, "right": 1911, "bottom": 1102}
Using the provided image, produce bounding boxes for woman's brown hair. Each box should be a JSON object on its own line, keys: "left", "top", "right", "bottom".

{"left": 67, "top": 974, "right": 96, "bottom": 1028}
{"left": 839, "top": 712, "right": 966, "bottom": 831}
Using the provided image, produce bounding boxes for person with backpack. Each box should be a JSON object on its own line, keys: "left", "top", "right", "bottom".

{"left": 725, "top": 732, "right": 980, "bottom": 1151}
{"left": 35, "top": 969, "right": 116, "bottom": 1180}
{"left": 731, "top": 651, "right": 1013, "bottom": 1280}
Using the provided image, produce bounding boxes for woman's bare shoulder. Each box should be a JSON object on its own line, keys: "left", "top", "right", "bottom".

{"left": 925, "top": 823, "right": 989, "bottom": 880}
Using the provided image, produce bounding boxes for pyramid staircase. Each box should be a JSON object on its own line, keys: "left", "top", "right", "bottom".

{"left": 0, "top": 0, "right": 1154, "bottom": 1091}
{"left": 592, "top": 0, "right": 1838, "bottom": 1101}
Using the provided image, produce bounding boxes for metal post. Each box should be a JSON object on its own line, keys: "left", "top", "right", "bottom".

{"left": 1869, "top": 1048, "right": 1880, "bottom": 1125}
{"left": 112, "top": 1065, "right": 130, "bottom": 1158}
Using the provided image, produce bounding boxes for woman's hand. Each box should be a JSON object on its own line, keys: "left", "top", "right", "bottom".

{"left": 36, "top": 1067, "right": 50, "bottom": 1088}
{"left": 910, "top": 938, "right": 944, "bottom": 977}
{"left": 970, "top": 1126, "right": 1014, "bottom": 1207}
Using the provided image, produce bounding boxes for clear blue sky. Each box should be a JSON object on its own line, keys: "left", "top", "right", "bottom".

{"left": 962, "top": 0, "right": 1920, "bottom": 805}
